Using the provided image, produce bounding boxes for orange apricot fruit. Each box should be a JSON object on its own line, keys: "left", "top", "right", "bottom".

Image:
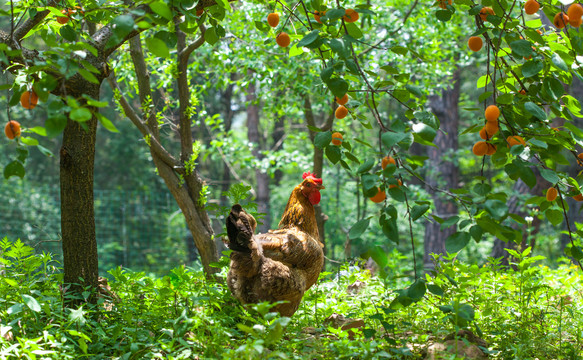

{"left": 484, "top": 121, "right": 499, "bottom": 136}
{"left": 484, "top": 104, "right": 500, "bottom": 122}
{"left": 573, "top": 193, "right": 583, "bottom": 201}
{"left": 578, "top": 153, "right": 583, "bottom": 160}
{"left": 389, "top": 179, "right": 403, "bottom": 189}
{"left": 267, "top": 12, "right": 280, "bottom": 27}
{"left": 314, "top": 10, "right": 326, "bottom": 23}
{"left": 381, "top": 155, "right": 396, "bottom": 169}
{"left": 554, "top": 13, "right": 570, "bottom": 29}
{"left": 20, "top": 90, "right": 38, "bottom": 110}
{"left": 196, "top": 8, "right": 204, "bottom": 16}
{"left": 468, "top": 36, "right": 483, "bottom": 52}
{"left": 437, "top": 0, "right": 452, "bottom": 9}
{"left": 4, "top": 120, "right": 21, "bottom": 139}
{"left": 485, "top": 143, "right": 497, "bottom": 156}
{"left": 336, "top": 94, "right": 349, "bottom": 105}
{"left": 524, "top": 0, "right": 540, "bottom": 15}
{"left": 546, "top": 187, "right": 558, "bottom": 202}
{"left": 343, "top": 8, "right": 359, "bottom": 23}
{"left": 276, "top": 32, "right": 290, "bottom": 47}
{"left": 335, "top": 105, "right": 348, "bottom": 119}
{"left": 568, "top": 3, "right": 583, "bottom": 21}
{"left": 472, "top": 141, "right": 489, "bottom": 156}
{"left": 507, "top": 135, "right": 526, "bottom": 147}
{"left": 369, "top": 187, "right": 386, "bottom": 203}
{"left": 570, "top": 16, "right": 583, "bottom": 27}
{"left": 479, "top": 127, "right": 489, "bottom": 140}
{"left": 331, "top": 132, "right": 343, "bottom": 146}
{"left": 479, "top": 7, "right": 495, "bottom": 21}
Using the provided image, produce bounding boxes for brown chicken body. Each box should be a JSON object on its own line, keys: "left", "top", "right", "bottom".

{"left": 226, "top": 172, "right": 325, "bottom": 316}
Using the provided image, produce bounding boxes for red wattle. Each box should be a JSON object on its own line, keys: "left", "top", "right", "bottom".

{"left": 308, "top": 191, "right": 321, "bottom": 205}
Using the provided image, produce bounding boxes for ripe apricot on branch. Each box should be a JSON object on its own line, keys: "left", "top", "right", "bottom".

{"left": 314, "top": 10, "right": 326, "bottom": 23}
{"left": 267, "top": 13, "right": 280, "bottom": 27}
{"left": 507, "top": 135, "right": 526, "bottom": 147}
{"left": 484, "top": 105, "right": 500, "bottom": 122}
{"left": 331, "top": 132, "right": 343, "bottom": 146}
{"left": 570, "top": 17, "right": 583, "bottom": 27}
{"left": 343, "top": 9, "right": 359, "bottom": 23}
{"left": 437, "top": 0, "right": 452, "bottom": 9}
{"left": 568, "top": 4, "right": 583, "bottom": 21}
{"left": 20, "top": 90, "right": 38, "bottom": 110}
{"left": 276, "top": 32, "right": 290, "bottom": 47}
{"left": 335, "top": 105, "right": 348, "bottom": 119}
{"left": 573, "top": 193, "right": 583, "bottom": 201}
{"left": 4, "top": 120, "right": 21, "bottom": 139}
{"left": 554, "top": 13, "right": 570, "bottom": 29}
{"left": 479, "top": 127, "right": 489, "bottom": 140}
{"left": 485, "top": 143, "right": 497, "bottom": 156}
{"left": 468, "top": 36, "right": 483, "bottom": 52}
{"left": 381, "top": 155, "right": 396, "bottom": 169}
{"left": 196, "top": 8, "right": 204, "bottom": 16}
{"left": 546, "top": 187, "right": 558, "bottom": 202}
{"left": 479, "top": 7, "right": 495, "bottom": 21}
{"left": 524, "top": 0, "right": 540, "bottom": 15}
{"left": 336, "top": 94, "right": 349, "bottom": 105}
{"left": 369, "top": 188, "right": 386, "bottom": 203}
{"left": 472, "top": 141, "right": 489, "bottom": 156}
{"left": 389, "top": 179, "right": 403, "bottom": 189}
{"left": 484, "top": 121, "right": 499, "bottom": 136}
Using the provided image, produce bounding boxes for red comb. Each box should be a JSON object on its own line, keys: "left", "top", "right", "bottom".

{"left": 302, "top": 172, "right": 323, "bottom": 185}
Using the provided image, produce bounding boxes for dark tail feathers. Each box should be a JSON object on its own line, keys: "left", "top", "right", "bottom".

{"left": 226, "top": 204, "right": 257, "bottom": 253}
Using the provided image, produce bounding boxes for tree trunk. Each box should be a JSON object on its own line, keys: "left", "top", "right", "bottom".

{"left": 60, "top": 88, "right": 99, "bottom": 299}
{"left": 246, "top": 78, "right": 272, "bottom": 232}
{"left": 423, "top": 69, "right": 461, "bottom": 271}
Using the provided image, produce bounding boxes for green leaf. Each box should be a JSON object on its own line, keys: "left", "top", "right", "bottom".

{"left": 145, "top": 37, "right": 170, "bottom": 58}
{"left": 522, "top": 59, "right": 543, "bottom": 77}
{"left": 21, "top": 294, "right": 41, "bottom": 312}
{"left": 325, "top": 144, "right": 341, "bottom": 164}
{"left": 356, "top": 158, "right": 375, "bottom": 174}
{"left": 570, "top": 246, "right": 583, "bottom": 261}
{"left": 524, "top": 101, "right": 547, "bottom": 120}
{"left": 204, "top": 27, "right": 219, "bottom": 45}
{"left": 381, "top": 131, "right": 407, "bottom": 149}
{"left": 59, "top": 25, "right": 77, "bottom": 42}
{"left": 485, "top": 199, "right": 508, "bottom": 220}
{"left": 70, "top": 108, "right": 92, "bottom": 122}
{"left": 407, "top": 279, "right": 426, "bottom": 300}
{"left": 314, "top": 131, "right": 332, "bottom": 149}
{"left": 46, "top": 115, "right": 67, "bottom": 138}
{"left": 326, "top": 78, "right": 349, "bottom": 98}
{"left": 345, "top": 23, "right": 363, "bottom": 39}
{"left": 410, "top": 204, "right": 430, "bottom": 221}
{"left": 324, "top": 9, "right": 346, "bottom": 20}
{"left": 539, "top": 168, "right": 559, "bottom": 184}
{"left": 509, "top": 39, "right": 534, "bottom": 57}
{"left": 445, "top": 232, "right": 471, "bottom": 253}
{"left": 551, "top": 53, "right": 568, "bottom": 72}
{"left": 20, "top": 137, "right": 39, "bottom": 146}
{"left": 297, "top": 30, "right": 320, "bottom": 47}
{"left": 405, "top": 84, "right": 423, "bottom": 98}
{"left": 349, "top": 217, "right": 370, "bottom": 239}
{"left": 4, "top": 161, "right": 25, "bottom": 179}
{"left": 78, "top": 69, "right": 99, "bottom": 84}
{"left": 149, "top": 1, "right": 173, "bottom": 20}
{"left": 543, "top": 77, "right": 564, "bottom": 100}
{"left": 469, "top": 225, "right": 483, "bottom": 241}
{"left": 97, "top": 114, "right": 119, "bottom": 133}
{"left": 545, "top": 209, "right": 563, "bottom": 226}
{"left": 427, "top": 284, "right": 444, "bottom": 297}
{"left": 435, "top": 10, "right": 452, "bottom": 22}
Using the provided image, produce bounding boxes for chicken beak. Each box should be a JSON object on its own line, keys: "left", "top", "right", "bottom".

{"left": 318, "top": 184, "right": 325, "bottom": 190}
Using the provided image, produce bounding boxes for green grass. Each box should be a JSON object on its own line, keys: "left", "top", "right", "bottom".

{"left": 1, "top": 237, "right": 582, "bottom": 359}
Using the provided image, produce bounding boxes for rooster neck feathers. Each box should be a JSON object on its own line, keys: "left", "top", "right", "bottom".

{"left": 277, "top": 184, "right": 319, "bottom": 239}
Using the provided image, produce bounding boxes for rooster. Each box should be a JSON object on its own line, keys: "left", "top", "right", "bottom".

{"left": 225, "top": 172, "right": 325, "bottom": 316}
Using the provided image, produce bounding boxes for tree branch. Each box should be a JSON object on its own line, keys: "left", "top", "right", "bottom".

{"left": 179, "top": 25, "right": 207, "bottom": 61}
{"left": 107, "top": 73, "right": 178, "bottom": 169}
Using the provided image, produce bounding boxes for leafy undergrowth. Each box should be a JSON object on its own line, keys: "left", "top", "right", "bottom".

{"left": 1, "top": 238, "right": 582, "bottom": 359}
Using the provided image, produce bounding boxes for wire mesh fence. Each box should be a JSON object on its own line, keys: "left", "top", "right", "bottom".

{"left": 0, "top": 181, "right": 195, "bottom": 275}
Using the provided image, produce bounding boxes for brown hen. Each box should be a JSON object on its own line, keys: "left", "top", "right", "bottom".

{"left": 226, "top": 172, "right": 325, "bottom": 316}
